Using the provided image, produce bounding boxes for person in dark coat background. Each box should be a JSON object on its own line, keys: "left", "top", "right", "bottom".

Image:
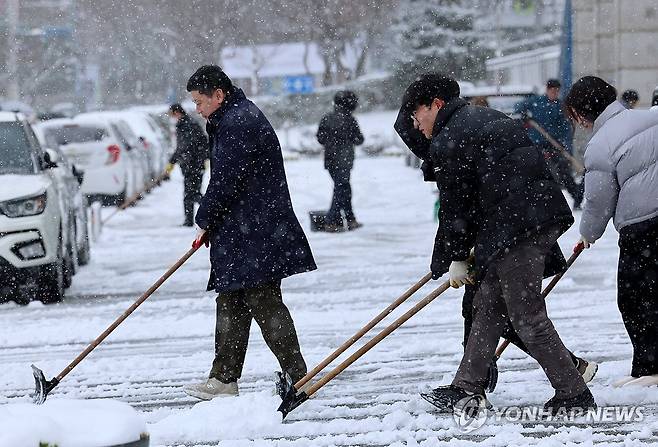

{"left": 317, "top": 90, "right": 364, "bottom": 232}
{"left": 395, "top": 73, "right": 595, "bottom": 414}
{"left": 514, "top": 79, "right": 584, "bottom": 209}
{"left": 183, "top": 65, "right": 317, "bottom": 400}
{"left": 166, "top": 103, "right": 208, "bottom": 226}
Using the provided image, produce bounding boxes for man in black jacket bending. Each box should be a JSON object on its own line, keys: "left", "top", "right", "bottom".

{"left": 395, "top": 74, "right": 595, "bottom": 415}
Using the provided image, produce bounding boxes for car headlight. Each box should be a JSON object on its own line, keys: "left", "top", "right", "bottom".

{"left": 0, "top": 193, "right": 47, "bottom": 217}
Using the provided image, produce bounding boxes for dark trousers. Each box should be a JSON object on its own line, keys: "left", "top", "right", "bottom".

{"left": 618, "top": 216, "right": 658, "bottom": 377}
{"left": 326, "top": 167, "right": 355, "bottom": 225}
{"left": 542, "top": 144, "right": 584, "bottom": 208}
{"left": 183, "top": 170, "right": 203, "bottom": 225}
{"left": 453, "top": 227, "right": 586, "bottom": 398}
{"left": 210, "top": 280, "right": 307, "bottom": 384}
{"left": 462, "top": 285, "right": 579, "bottom": 365}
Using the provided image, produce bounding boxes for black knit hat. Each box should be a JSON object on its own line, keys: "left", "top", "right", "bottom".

{"left": 546, "top": 79, "right": 561, "bottom": 89}
{"left": 564, "top": 76, "right": 617, "bottom": 123}
{"left": 334, "top": 90, "right": 358, "bottom": 111}
{"left": 400, "top": 73, "right": 460, "bottom": 116}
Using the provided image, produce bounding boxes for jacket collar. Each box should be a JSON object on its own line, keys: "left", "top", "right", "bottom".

{"left": 431, "top": 98, "right": 468, "bottom": 138}
{"left": 206, "top": 87, "right": 245, "bottom": 132}
{"left": 592, "top": 100, "right": 626, "bottom": 136}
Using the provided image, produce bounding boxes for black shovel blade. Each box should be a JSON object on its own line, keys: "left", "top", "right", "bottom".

{"left": 485, "top": 358, "right": 499, "bottom": 393}
{"left": 277, "top": 389, "right": 308, "bottom": 420}
{"left": 31, "top": 364, "right": 58, "bottom": 405}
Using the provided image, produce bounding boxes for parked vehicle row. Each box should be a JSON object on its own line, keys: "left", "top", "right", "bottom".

{"left": 34, "top": 109, "right": 172, "bottom": 206}
{"left": 0, "top": 112, "right": 89, "bottom": 304}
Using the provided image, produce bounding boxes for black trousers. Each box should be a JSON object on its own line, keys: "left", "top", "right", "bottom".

{"left": 618, "top": 216, "right": 658, "bottom": 377}
{"left": 182, "top": 170, "right": 203, "bottom": 225}
{"left": 326, "top": 166, "right": 355, "bottom": 225}
{"left": 210, "top": 280, "right": 307, "bottom": 384}
{"left": 541, "top": 144, "right": 584, "bottom": 208}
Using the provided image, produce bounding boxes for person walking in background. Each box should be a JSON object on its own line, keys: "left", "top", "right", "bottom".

{"left": 620, "top": 89, "right": 639, "bottom": 109}
{"left": 317, "top": 90, "right": 364, "bottom": 232}
{"left": 166, "top": 103, "right": 208, "bottom": 226}
{"left": 566, "top": 76, "right": 658, "bottom": 388}
{"left": 184, "top": 65, "right": 316, "bottom": 399}
{"left": 514, "top": 79, "right": 584, "bottom": 209}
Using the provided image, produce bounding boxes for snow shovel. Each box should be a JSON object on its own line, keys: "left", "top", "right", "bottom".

{"left": 31, "top": 233, "right": 208, "bottom": 404}
{"left": 101, "top": 171, "right": 169, "bottom": 226}
{"left": 277, "top": 279, "right": 451, "bottom": 419}
{"left": 275, "top": 272, "right": 432, "bottom": 400}
{"left": 485, "top": 242, "right": 585, "bottom": 392}
{"left": 525, "top": 118, "right": 585, "bottom": 175}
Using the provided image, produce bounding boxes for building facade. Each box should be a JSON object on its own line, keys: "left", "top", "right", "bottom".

{"left": 573, "top": 0, "right": 658, "bottom": 107}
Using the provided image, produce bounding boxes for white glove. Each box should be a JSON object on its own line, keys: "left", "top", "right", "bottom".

{"left": 449, "top": 260, "right": 474, "bottom": 288}
{"left": 576, "top": 235, "right": 593, "bottom": 250}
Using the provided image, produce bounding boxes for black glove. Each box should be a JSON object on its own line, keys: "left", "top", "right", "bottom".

{"left": 420, "top": 160, "right": 437, "bottom": 182}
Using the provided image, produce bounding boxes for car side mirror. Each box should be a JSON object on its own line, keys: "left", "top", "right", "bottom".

{"left": 43, "top": 149, "right": 60, "bottom": 169}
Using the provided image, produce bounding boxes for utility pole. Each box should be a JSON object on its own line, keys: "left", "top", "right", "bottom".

{"left": 7, "top": 0, "right": 20, "bottom": 100}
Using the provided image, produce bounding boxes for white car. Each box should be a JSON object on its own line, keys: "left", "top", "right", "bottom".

{"left": 119, "top": 111, "right": 170, "bottom": 179}
{"left": 35, "top": 116, "right": 142, "bottom": 205}
{"left": 0, "top": 112, "right": 76, "bottom": 303}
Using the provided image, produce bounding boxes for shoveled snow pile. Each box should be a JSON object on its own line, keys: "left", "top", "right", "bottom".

{"left": 149, "top": 391, "right": 281, "bottom": 445}
{"left": 0, "top": 399, "right": 147, "bottom": 447}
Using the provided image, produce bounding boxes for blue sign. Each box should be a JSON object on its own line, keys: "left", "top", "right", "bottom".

{"left": 283, "top": 75, "right": 314, "bottom": 94}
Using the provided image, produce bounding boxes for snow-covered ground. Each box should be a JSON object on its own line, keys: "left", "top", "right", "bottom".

{"left": 1, "top": 156, "right": 657, "bottom": 446}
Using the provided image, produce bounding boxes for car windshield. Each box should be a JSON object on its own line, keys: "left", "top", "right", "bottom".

{"left": 43, "top": 125, "right": 107, "bottom": 148}
{"left": 0, "top": 122, "right": 36, "bottom": 175}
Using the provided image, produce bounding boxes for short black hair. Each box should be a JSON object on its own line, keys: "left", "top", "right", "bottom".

{"left": 334, "top": 90, "right": 358, "bottom": 111}
{"left": 169, "top": 103, "right": 186, "bottom": 115}
{"left": 564, "top": 76, "right": 617, "bottom": 123}
{"left": 546, "top": 79, "right": 561, "bottom": 89}
{"left": 186, "top": 65, "right": 233, "bottom": 96}
{"left": 621, "top": 89, "right": 639, "bottom": 103}
{"left": 401, "top": 73, "right": 460, "bottom": 113}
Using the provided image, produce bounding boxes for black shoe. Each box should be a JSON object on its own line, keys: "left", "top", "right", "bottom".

{"left": 420, "top": 385, "right": 488, "bottom": 413}
{"left": 323, "top": 223, "right": 346, "bottom": 233}
{"left": 544, "top": 388, "right": 596, "bottom": 416}
{"left": 347, "top": 220, "right": 363, "bottom": 231}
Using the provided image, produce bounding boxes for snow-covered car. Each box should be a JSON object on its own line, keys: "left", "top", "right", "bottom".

{"left": 118, "top": 110, "right": 170, "bottom": 179}
{"left": 0, "top": 112, "right": 77, "bottom": 304}
{"left": 35, "top": 116, "right": 142, "bottom": 205}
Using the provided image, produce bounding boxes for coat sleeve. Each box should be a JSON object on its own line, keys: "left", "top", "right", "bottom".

{"left": 316, "top": 115, "right": 329, "bottom": 146}
{"left": 195, "top": 122, "right": 258, "bottom": 231}
{"left": 169, "top": 123, "right": 185, "bottom": 164}
{"left": 350, "top": 116, "right": 364, "bottom": 146}
{"left": 431, "top": 140, "right": 478, "bottom": 270}
{"left": 579, "top": 137, "right": 619, "bottom": 242}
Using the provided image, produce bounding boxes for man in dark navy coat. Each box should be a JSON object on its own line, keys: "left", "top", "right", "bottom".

{"left": 183, "top": 65, "right": 317, "bottom": 400}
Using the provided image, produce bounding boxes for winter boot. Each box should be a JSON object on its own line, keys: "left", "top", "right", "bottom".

{"left": 543, "top": 388, "right": 596, "bottom": 416}
{"left": 347, "top": 220, "right": 363, "bottom": 231}
{"left": 421, "top": 385, "right": 488, "bottom": 414}
{"left": 184, "top": 378, "right": 238, "bottom": 400}
{"left": 622, "top": 374, "right": 658, "bottom": 387}
{"left": 574, "top": 357, "right": 598, "bottom": 383}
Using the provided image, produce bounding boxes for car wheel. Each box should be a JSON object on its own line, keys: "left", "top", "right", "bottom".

{"left": 39, "top": 246, "right": 65, "bottom": 304}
